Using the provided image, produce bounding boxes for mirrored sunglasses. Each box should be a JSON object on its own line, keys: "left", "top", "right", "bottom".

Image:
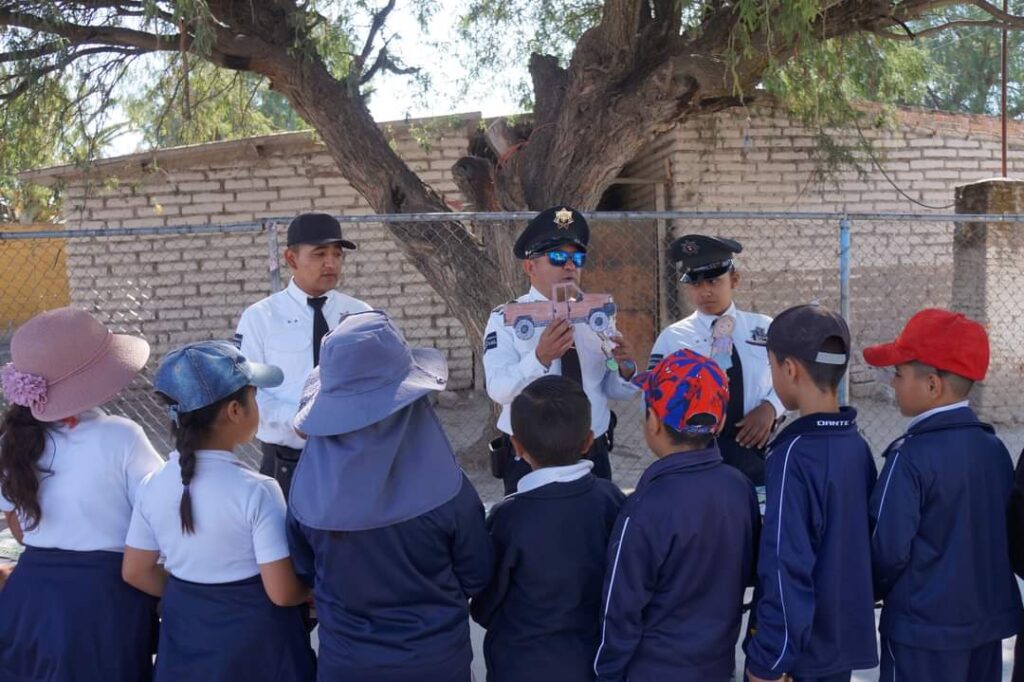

{"left": 536, "top": 250, "right": 586, "bottom": 268}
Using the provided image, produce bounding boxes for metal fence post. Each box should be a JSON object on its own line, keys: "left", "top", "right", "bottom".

{"left": 266, "top": 221, "right": 281, "bottom": 294}
{"left": 838, "top": 216, "right": 851, "bottom": 406}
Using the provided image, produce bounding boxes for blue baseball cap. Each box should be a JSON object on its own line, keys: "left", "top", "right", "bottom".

{"left": 155, "top": 340, "right": 283, "bottom": 414}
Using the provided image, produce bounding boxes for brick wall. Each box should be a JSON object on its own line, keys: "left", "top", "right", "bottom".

{"left": 24, "top": 104, "right": 1024, "bottom": 402}
{"left": 621, "top": 104, "right": 1024, "bottom": 398}
{"left": 41, "top": 117, "right": 479, "bottom": 389}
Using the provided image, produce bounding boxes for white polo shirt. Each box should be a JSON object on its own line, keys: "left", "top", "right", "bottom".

{"left": 235, "top": 278, "right": 372, "bottom": 449}
{"left": 0, "top": 411, "right": 163, "bottom": 553}
{"left": 649, "top": 303, "right": 785, "bottom": 418}
{"left": 126, "top": 449, "right": 290, "bottom": 584}
{"left": 483, "top": 286, "right": 639, "bottom": 437}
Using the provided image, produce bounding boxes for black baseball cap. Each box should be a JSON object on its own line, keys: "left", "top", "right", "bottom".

{"left": 670, "top": 235, "right": 742, "bottom": 282}
{"left": 513, "top": 206, "right": 590, "bottom": 259}
{"left": 750, "top": 303, "right": 850, "bottom": 366}
{"left": 287, "top": 213, "right": 357, "bottom": 249}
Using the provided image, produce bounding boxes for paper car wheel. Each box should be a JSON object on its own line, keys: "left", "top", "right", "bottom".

{"left": 514, "top": 317, "right": 536, "bottom": 340}
{"left": 588, "top": 310, "right": 610, "bottom": 333}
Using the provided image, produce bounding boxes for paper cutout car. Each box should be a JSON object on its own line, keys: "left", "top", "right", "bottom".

{"left": 502, "top": 283, "right": 617, "bottom": 340}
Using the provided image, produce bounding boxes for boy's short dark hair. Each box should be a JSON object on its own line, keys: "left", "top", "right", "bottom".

{"left": 908, "top": 360, "right": 975, "bottom": 398}
{"left": 511, "top": 376, "right": 592, "bottom": 467}
{"left": 657, "top": 411, "right": 715, "bottom": 450}
{"left": 773, "top": 336, "right": 849, "bottom": 393}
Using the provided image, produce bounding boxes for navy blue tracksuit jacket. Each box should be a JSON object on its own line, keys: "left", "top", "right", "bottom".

{"left": 593, "top": 446, "right": 759, "bottom": 682}
{"left": 471, "top": 473, "right": 625, "bottom": 682}
{"left": 744, "top": 408, "right": 879, "bottom": 680}
{"left": 870, "top": 405, "right": 1022, "bottom": 650}
{"left": 287, "top": 475, "right": 493, "bottom": 681}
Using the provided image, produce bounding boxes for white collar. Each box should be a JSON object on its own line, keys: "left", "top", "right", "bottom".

{"left": 172, "top": 449, "right": 241, "bottom": 464}
{"left": 907, "top": 400, "right": 970, "bottom": 430}
{"left": 516, "top": 460, "right": 594, "bottom": 494}
{"left": 527, "top": 285, "right": 549, "bottom": 302}
{"left": 286, "top": 278, "right": 335, "bottom": 308}
{"left": 695, "top": 302, "right": 738, "bottom": 330}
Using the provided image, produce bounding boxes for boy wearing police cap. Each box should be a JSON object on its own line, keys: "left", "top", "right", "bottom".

{"left": 234, "top": 213, "right": 371, "bottom": 498}
{"left": 483, "top": 206, "right": 639, "bottom": 495}
{"left": 648, "top": 235, "right": 783, "bottom": 486}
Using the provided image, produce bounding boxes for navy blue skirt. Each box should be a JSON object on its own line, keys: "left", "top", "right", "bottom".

{"left": 155, "top": 574, "right": 315, "bottom": 682}
{"left": 0, "top": 546, "right": 159, "bottom": 682}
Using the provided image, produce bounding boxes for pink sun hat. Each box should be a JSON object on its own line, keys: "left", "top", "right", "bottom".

{"left": 1, "top": 308, "right": 150, "bottom": 421}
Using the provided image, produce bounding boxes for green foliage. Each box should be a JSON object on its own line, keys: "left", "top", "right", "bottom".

{"left": 123, "top": 57, "right": 307, "bottom": 148}
{"left": 0, "top": 68, "right": 120, "bottom": 222}
{"left": 763, "top": 34, "right": 930, "bottom": 125}
{"left": 905, "top": 6, "right": 1024, "bottom": 116}
{"left": 456, "top": 0, "right": 601, "bottom": 109}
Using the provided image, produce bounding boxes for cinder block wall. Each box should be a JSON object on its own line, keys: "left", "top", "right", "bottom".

{"left": 621, "top": 104, "right": 1024, "bottom": 398}
{"left": 33, "top": 104, "right": 1024, "bottom": 399}
{"left": 49, "top": 117, "right": 479, "bottom": 388}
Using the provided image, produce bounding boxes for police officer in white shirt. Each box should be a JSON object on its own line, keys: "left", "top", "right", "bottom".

{"left": 648, "top": 235, "right": 783, "bottom": 486}
{"left": 483, "top": 206, "right": 640, "bottom": 494}
{"left": 234, "top": 213, "right": 371, "bottom": 498}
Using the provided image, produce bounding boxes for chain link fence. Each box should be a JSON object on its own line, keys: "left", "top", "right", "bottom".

{"left": 3, "top": 212, "right": 1024, "bottom": 505}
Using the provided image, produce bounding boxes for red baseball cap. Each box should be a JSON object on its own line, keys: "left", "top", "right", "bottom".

{"left": 862, "top": 308, "right": 989, "bottom": 381}
{"left": 632, "top": 349, "right": 729, "bottom": 434}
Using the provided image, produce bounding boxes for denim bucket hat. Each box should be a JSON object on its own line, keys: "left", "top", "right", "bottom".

{"left": 155, "top": 340, "right": 283, "bottom": 418}
{"left": 294, "top": 310, "right": 448, "bottom": 436}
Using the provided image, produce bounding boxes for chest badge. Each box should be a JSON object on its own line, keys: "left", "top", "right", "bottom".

{"left": 749, "top": 326, "right": 768, "bottom": 345}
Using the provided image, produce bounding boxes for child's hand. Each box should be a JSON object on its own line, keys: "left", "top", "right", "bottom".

{"left": 610, "top": 333, "right": 637, "bottom": 379}
{"left": 736, "top": 402, "right": 776, "bottom": 449}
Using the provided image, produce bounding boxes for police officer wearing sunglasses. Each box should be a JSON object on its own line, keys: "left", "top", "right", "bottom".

{"left": 483, "top": 206, "right": 640, "bottom": 494}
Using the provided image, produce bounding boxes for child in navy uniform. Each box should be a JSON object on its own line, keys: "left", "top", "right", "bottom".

{"left": 472, "top": 375, "right": 625, "bottom": 682}
{"left": 123, "top": 341, "right": 315, "bottom": 681}
{"left": 287, "top": 311, "right": 493, "bottom": 682}
{"left": 0, "top": 308, "right": 162, "bottom": 682}
{"left": 594, "top": 349, "right": 759, "bottom": 682}
{"left": 865, "top": 309, "right": 1022, "bottom": 682}
{"left": 744, "top": 304, "right": 877, "bottom": 682}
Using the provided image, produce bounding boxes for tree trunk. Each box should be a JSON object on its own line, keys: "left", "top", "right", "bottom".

{"left": 259, "top": 56, "right": 517, "bottom": 349}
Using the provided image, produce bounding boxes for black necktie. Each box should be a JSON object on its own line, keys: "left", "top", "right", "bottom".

{"left": 561, "top": 346, "right": 583, "bottom": 385}
{"left": 308, "top": 297, "right": 328, "bottom": 367}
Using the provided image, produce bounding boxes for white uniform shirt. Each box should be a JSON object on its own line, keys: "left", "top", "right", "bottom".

{"left": 483, "top": 287, "right": 639, "bottom": 437}
{"left": 126, "top": 450, "right": 290, "bottom": 584}
{"left": 649, "top": 303, "right": 785, "bottom": 418}
{"left": 235, "top": 278, "right": 371, "bottom": 448}
{"left": 0, "top": 411, "right": 163, "bottom": 552}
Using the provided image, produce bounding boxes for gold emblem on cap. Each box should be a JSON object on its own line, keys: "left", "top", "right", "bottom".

{"left": 554, "top": 208, "right": 574, "bottom": 229}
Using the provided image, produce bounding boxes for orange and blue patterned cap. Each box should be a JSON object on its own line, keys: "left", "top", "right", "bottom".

{"left": 632, "top": 349, "right": 729, "bottom": 434}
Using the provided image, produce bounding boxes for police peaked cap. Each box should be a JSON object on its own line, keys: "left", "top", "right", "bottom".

{"left": 513, "top": 206, "right": 590, "bottom": 259}
{"left": 670, "top": 234, "right": 742, "bottom": 282}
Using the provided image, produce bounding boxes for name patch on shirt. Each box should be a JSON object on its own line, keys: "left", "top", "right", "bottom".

{"left": 231, "top": 333, "right": 243, "bottom": 349}
{"left": 484, "top": 331, "right": 498, "bottom": 353}
{"left": 816, "top": 419, "right": 851, "bottom": 427}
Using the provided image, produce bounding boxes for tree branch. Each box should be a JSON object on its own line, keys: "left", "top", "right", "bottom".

{"left": 871, "top": 18, "right": 1003, "bottom": 40}
{"left": 0, "top": 45, "right": 144, "bottom": 100}
{"left": 0, "top": 8, "right": 182, "bottom": 52}
{"left": 358, "top": 43, "right": 417, "bottom": 85}
{"left": 349, "top": 0, "right": 397, "bottom": 91}
{"left": 968, "top": 0, "right": 1024, "bottom": 28}
{"left": 0, "top": 40, "right": 67, "bottom": 63}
